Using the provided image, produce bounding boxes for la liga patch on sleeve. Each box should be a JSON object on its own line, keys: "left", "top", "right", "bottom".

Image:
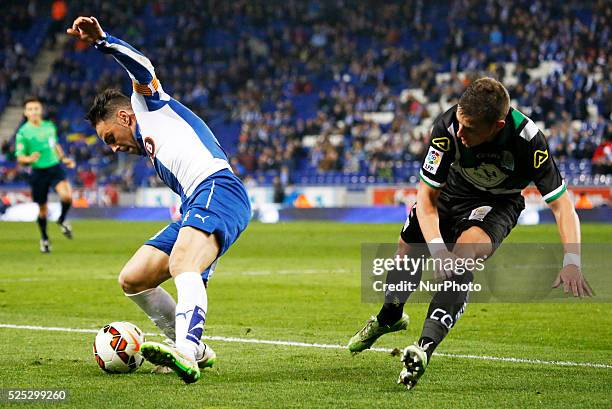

{"left": 423, "top": 146, "right": 444, "bottom": 174}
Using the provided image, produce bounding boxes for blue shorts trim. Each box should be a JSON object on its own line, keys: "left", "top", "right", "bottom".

{"left": 145, "top": 169, "right": 251, "bottom": 281}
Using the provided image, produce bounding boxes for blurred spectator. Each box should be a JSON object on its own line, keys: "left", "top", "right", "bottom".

{"left": 592, "top": 133, "right": 612, "bottom": 175}
{"left": 77, "top": 166, "right": 96, "bottom": 189}
{"left": 50, "top": 0, "right": 68, "bottom": 47}
{"left": 575, "top": 192, "right": 594, "bottom": 209}
{"left": 1, "top": 0, "right": 610, "bottom": 189}
{"left": 272, "top": 176, "right": 285, "bottom": 204}
{"left": 73, "top": 191, "right": 89, "bottom": 208}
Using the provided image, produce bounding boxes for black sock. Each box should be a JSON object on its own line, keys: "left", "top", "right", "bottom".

{"left": 417, "top": 270, "right": 474, "bottom": 361}
{"left": 377, "top": 302, "right": 405, "bottom": 326}
{"left": 37, "top": 216, "right": 48, "bottom": 240}
{"left": 58, "top": 201, "right": 71, "bottom": 224}
{"left": 417, "top": 336, "right": 438, "bottom": 361}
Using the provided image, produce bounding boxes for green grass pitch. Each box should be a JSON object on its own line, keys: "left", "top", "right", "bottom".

{"left": 0, "top": 220, "right": 610, "bottom": 408}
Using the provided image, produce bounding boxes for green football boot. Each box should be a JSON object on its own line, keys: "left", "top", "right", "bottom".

{"left": 140, "top": 341, "right": 201, "bottom": 384}
{"left": 347, "top": 313, "right": 409, "bottom": 354}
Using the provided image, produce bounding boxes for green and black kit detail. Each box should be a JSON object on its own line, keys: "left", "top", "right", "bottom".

{"left": 419, "top": 105, "right": 566, "bottom": 205}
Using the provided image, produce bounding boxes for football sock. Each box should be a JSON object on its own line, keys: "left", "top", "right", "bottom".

{"left": 377, "top": 302, "right": 405, "bottom": 327}
{"left": 174, "top": 272, "right": 207, "bottom": 360}
{"left": 419, "top": 270, "right": 474, "bottom": 361}
{"left": 37, "top": 216, "right": 48, "bottom": 240}
{"left": 417, "top": 336, "right": 438, "bottom": 361}
{"left": 126, "top": 287, "right": 176, "bottom": 341}
{"left": 376, "top": 263, "right": 422, "bottom": 326}
{"left": 58, "top": 200, "right": 71, "bottom": 224}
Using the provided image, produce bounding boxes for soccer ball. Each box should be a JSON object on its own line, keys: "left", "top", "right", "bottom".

{"left": 93, "top": 321, "right": 145, "bottom": 373}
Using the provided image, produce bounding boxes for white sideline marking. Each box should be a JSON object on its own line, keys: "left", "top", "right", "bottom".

{"left": 1, "top": 323, "right": 610, "bottom": 369}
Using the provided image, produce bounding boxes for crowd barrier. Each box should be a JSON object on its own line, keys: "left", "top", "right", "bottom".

{"left": 4, "top": 204, "right": 608, "bottom": 224}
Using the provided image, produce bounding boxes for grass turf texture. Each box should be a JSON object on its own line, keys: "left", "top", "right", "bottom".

{"left": 0, "top": 221, "right": 610, "bottom": 408}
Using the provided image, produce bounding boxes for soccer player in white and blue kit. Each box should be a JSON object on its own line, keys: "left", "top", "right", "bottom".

{"left": 67, "top": 16, "right": 251, "bottom": 383}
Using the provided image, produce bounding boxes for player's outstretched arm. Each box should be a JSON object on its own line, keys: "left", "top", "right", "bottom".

{"left": 529, "top": 127, "right": 592, "bottom": 297}
{"left": 548, "top": 191, "right": 593, "bottom": 297}
{"left": 67, "top": 16, "right": 161, "bottom": 97}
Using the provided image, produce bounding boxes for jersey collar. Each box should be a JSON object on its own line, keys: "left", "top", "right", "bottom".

{"left": 134, "top": 123, "right": 146, "bottom": 156}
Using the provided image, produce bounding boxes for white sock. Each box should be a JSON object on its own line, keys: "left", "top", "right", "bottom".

{"left": 174, "top": 272, "right": 207, "bottom": 360}
{"left": 126, "top": 287, "right": 176, "bottom": 341}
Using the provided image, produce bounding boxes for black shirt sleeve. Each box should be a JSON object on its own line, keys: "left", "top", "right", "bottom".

{"left": 419, "top": 115, "right": 456, "bottom": 189}
{"left": 530, "top": 131, "right": 566, "bottom": 203}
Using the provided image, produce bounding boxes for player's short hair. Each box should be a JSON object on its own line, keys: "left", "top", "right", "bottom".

{"left": 458, "top": 77, "right": 510, "bottom": 124}
{"left": 85, "top": 89, "right": 131, "bottom": 126}
{"left": 23, "top": 96, "right": 42, "bottom": 106}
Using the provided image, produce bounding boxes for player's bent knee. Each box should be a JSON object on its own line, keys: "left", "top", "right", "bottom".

{"left": 118, "top": 269, "right": 149, "bottom": 294}
{"left": 119, "top": 245, "right": 171, "bottom": 293}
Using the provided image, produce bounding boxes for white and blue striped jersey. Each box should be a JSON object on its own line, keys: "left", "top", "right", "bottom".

{"left": 94, "top": 33, "right": 231, "bottom": 200}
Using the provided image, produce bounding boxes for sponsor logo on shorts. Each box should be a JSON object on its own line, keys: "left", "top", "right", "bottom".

{"left": 194, "top": 214, "right": 210, "bottom": 224}
{"left": 423, "top": 146, "right": 443, "bottom": 174}
{"left": 534, "top": 149, "right": 548, "bottom": 168}
{"left": 468, "top": 205, "right": 493, "bottom": 222}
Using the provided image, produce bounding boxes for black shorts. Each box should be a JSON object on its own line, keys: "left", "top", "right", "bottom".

{"left": 30, "top": 164, "right": 67, "bottom": 205}
{"left": 400, "top": 193, "right": 525, "bottom": 249}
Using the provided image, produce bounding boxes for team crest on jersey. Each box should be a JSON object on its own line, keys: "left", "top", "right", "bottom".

{"left": 423, "top": 146, "right": 443, "bottom": 174}
{"left": 534, "top": 149, "right": 548, "bottom": 168}
{"left": 461, "top": 164, "right": 509, "bottom": 188}
{"left": 144, "top": 137, "right": 156, "bottom": 159}
{"left": 432, "top": 137, "right": 450, "bottom": 152}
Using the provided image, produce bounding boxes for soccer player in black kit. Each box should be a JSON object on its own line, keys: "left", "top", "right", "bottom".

{"left": 348, "top": 78, "right": 592, "bottom": 390}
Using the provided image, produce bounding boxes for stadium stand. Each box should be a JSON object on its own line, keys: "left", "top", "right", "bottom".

{"left": 1, "top": 0, "right": 610, "bottom": 190}
{"left": 0, "top": 2, "right": 51, "bottom": 115}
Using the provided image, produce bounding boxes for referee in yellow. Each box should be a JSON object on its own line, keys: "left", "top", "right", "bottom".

{"left": 15, "top": 97, "right": 75, "bottom": 252}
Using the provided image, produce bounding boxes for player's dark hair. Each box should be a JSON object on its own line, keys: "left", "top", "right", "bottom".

{"left": 23, "top": 96, "right": 42, "bottom": 106}
{"left": 85, "top": 89, "right": 131, "bottom": 126}
{"left": 458, "top": 77, "right": 510, "bottom": 124}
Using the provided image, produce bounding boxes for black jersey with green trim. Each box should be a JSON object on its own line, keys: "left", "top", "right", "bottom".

{"left": 419, "top": 105, "right": 566, "bottom": 204}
